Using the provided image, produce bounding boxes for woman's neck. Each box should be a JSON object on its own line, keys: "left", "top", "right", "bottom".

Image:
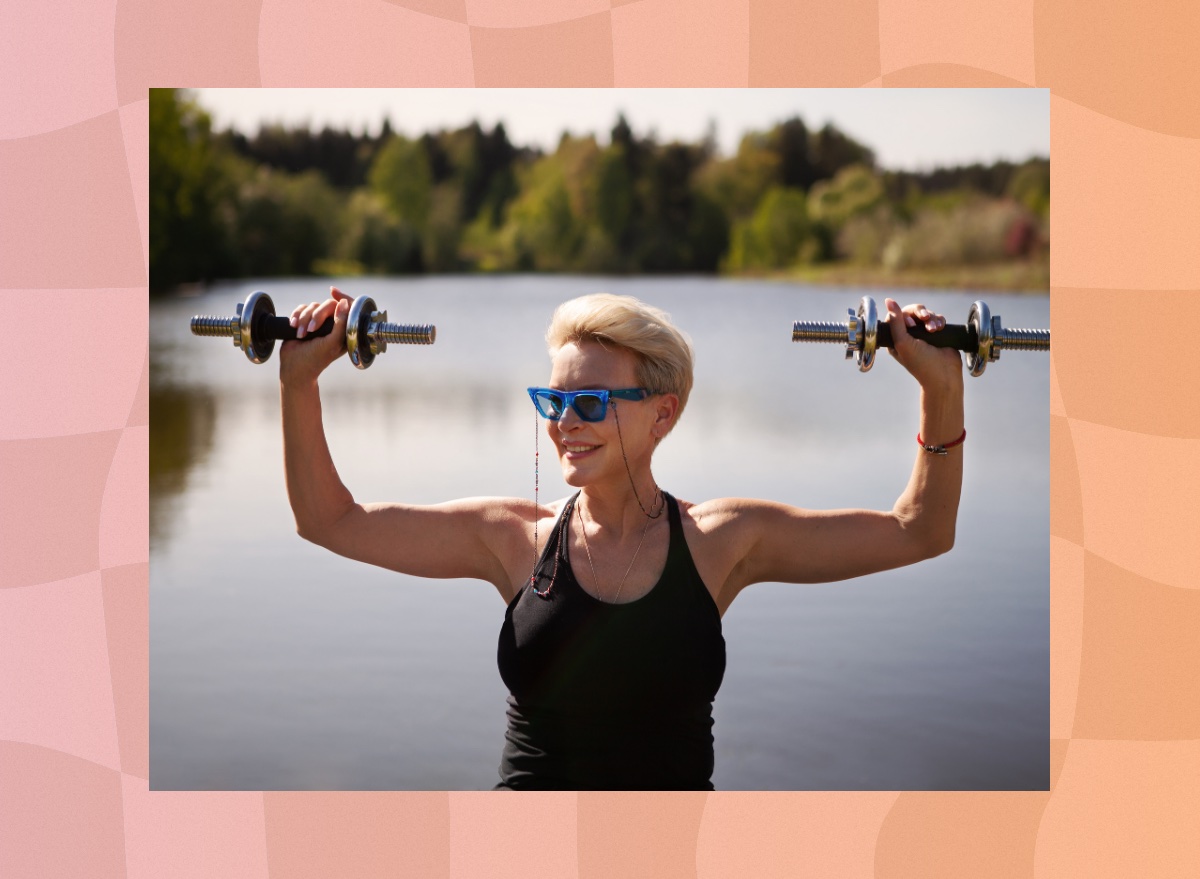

{"left": 577, "top": 475, "right": 661, "bottom": 535}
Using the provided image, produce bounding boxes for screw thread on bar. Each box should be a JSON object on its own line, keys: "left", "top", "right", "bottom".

{"left": 376, "top": 323, "right": 436, "bottom": 345}
{"left": 792, "top": 320, "right": 850, "bottom": 344}
{"left": 996, "top": 327, "right": 1050, "bottom": 352}
{"left": 190, "top": 315, "right": 237, "bottom": 337}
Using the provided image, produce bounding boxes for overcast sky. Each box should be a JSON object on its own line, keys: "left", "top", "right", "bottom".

{"left": 194, "top": 88, "right": 1049, "bottom": 172}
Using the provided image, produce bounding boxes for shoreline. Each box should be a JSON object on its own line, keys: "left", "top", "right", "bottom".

{"left": 746, "top": 261, "right": 1049, "bottom": 293}
{"left": 156, "top": 261, "right": 1051, "bottom": 298}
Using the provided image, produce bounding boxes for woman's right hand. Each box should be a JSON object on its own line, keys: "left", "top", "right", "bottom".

{"left": 279, "top": 286, "right": 353, "bottom": 384}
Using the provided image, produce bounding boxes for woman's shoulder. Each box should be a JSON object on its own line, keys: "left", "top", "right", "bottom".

{"left": 675, "top": 495, "right": 775, "bottom": 537}
{"left": 672, "top": 496, "right": 777, "bottom": 611}
{"left": 433, "top": 495, "right": 571, "bottom": 535}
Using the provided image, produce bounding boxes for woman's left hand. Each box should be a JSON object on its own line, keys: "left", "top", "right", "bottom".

{"left": 883, "top": 298, "right": 964, "bottom": 392}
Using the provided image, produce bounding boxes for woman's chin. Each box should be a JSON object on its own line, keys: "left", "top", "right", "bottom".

{"left": 560, "top": 460, "right": 602, "bottom": 488}
{"left": 561, "top": 467, "right": 587, "bottom": 487}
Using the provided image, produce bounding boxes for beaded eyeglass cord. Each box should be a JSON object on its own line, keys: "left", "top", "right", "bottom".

{"left": 529, "top": 407, "right": 551, "bottom": 595}
{"left": 527, "top": 398, "right": 665, "bottom": 600}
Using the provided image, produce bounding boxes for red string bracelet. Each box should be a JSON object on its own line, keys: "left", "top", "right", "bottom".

{"left": 917, "top": 428, "right": 966, "bottom": 456}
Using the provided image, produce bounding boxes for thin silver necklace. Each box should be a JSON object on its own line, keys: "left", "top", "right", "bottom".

{"left": 576, "top": 498, "right": 653, "bottom": 603}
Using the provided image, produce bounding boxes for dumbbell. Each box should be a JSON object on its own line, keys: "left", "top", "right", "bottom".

{"left": 791, "top": 296, "right": 1049, "bottom": 377}
{"left": 190, "top": 291, "right": 436, "bottom": 369}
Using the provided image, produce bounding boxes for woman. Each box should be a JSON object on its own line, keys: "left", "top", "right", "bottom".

{"left": 280, "top": 287, "right": 964, "bottom": 790}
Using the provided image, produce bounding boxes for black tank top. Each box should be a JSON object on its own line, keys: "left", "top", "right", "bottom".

{"left": 495, "top": 492, "right": 726, "bottom": 790}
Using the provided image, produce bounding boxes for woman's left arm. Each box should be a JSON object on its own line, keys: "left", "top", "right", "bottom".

{"left": 884, "top": 296, "right": 965, "bottom": 559}
{"left": 711, "top": 298, "right": 964, "bottom": 598}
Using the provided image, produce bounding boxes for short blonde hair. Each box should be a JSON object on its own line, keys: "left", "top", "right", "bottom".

{"left": 546, "top": 294, "right": 694, "bottom": 431}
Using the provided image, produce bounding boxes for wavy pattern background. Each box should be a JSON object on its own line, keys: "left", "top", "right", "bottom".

{"left": 1, "top": 0, "right": 1197, "bottom": 875}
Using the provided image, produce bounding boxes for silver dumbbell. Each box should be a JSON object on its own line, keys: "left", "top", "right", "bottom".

{"left": 791, "top": 296, "right": 1049, "bottom": 377}
{"left": 190, "top": 291, "right": 436, "bottom": 369}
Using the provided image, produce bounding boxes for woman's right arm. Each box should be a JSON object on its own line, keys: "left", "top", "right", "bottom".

{"left": 279, "top": 289, "right": 534, "bottom": 600}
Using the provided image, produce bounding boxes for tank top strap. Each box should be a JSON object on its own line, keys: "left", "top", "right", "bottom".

{"left": 661, "top": 492, "right": 700, "bottom": 576}
{"left": 664, "top": 490, "right": 681, "bottom": 531}
{"left": 528, "top": 493, "right": 579, "bottom": 597}
{"left": 663, "top": 491, "right": 686, "bottom": 560}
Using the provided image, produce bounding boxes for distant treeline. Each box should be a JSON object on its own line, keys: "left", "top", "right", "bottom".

{"left": 150, "top": 89, "right": 1049, "bottom": 291}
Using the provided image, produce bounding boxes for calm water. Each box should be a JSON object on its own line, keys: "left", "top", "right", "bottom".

{"left": 150, "top": 275, "right": 1049, "bottom": 790}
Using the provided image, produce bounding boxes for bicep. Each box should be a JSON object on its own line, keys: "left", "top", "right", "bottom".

{"left": 304, "top": 497, "right": 523, "bottom": 593}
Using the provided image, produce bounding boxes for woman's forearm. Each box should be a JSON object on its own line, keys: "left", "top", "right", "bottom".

{"left": 893, "top": 379, "right": 965, "bottom": 556}
{"left": 281, "top": 375, "right": 355, "bottom": 540}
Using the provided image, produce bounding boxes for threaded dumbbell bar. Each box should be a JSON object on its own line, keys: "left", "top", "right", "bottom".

{"left": 190, "top": 291, "right": 436, "bottom": 369}
{"left": 791, "top": 296, "right": 1049, "bottom": 377}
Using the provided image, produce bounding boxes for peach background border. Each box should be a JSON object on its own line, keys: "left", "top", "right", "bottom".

{"left": 2, "top": 1, "right": 1198, "bottom": 876}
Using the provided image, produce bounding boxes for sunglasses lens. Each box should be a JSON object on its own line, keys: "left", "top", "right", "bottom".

{"left": 574, "top": 394, "right": 607, "bottom": 421}
{"left": 533, "top": 391, "right": 565, "bottom": 419}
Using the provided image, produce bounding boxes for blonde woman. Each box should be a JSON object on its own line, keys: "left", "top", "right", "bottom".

{"left": 280, "top": 287, "right": 963, "bottom": 790}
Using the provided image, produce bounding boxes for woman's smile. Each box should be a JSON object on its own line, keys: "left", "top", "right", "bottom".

{"left": 562, "top": 441, "right": 602, "bottom": 458}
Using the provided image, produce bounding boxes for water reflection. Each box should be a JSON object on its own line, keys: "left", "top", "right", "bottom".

{"left": 149, "top": 342, "right": 218, "bottom": 551}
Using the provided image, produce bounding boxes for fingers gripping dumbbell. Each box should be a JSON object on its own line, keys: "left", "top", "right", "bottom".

{"left": 791, "top": 296, "right": 1049, "bottom": 377}
{"left": 190, "top": 291, "right": 436, "bottom": 369}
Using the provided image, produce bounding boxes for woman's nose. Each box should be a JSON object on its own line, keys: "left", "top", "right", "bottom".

{"left": 556, "top": 404, "right": 584, "bottom": 430}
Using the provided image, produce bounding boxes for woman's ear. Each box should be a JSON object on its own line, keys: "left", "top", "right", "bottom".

{"left": 652, "top": 394, "right": 680, "bottom": 438}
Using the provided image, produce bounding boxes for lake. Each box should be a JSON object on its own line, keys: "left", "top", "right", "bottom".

{"left": 150, "top": 275, "right": 1049, "bottom": 790}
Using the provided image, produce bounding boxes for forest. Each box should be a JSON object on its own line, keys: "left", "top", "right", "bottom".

{"left": 150, "top": 89, "right": 1049, "bottom": 292}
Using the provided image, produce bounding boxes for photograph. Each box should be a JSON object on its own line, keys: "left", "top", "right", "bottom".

{"left": 149, "top": 87, "right": 1050, "bottom": 791}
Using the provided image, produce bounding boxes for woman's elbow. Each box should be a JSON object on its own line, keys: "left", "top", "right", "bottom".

{"left": 895, "top": 509, "right": 955, "bottom": 561}
{"left": 925, "top": 525, "right": 955, "bottom": 559}
{"left": 295, "top": 516, "right": 337, "bottom": 549}
{"left": 293, "top": 498, "right": 355, "bottom": 547}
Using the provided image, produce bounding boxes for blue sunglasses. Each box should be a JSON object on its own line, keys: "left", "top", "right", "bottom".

{"left": 527, "top": 387, "right": 654, "bottom": 422}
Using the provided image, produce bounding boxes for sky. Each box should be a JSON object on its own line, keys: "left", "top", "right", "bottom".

{"left": 194, "top": 88, "right": 1049, "bottom": 172}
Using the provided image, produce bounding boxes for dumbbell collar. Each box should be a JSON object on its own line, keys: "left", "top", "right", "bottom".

{"left": 844, "top": 296, "right": 879, "bottom": 373}
{"left": 967, "top": 300, "right": 996, "bottom": 377}
{"left": 237, "top": 291, "right": 276, "bottom": 364}
{"left": 346, "top": 295, "right": 387, "bottom": 370}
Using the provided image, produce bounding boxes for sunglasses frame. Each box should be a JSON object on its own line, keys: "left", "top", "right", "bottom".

{"left": 526, "top": 387, "right": 654, "bottom": 422}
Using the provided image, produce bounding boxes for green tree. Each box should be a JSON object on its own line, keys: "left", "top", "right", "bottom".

{"left": 589, "top": 146, "right": 635, "bottom": 250}
{"left": 336, "top": 190, "right": 422, "bottom": 273}
{"left": 233, "top": 168, "right": 340, "bottom": 276}
{"left": 685, "top": 191, "right": 731, "bottom": 273}
{"left": 492, "top": 137, "right": 600, "bottom": 270}
{"left": 423, "top": 183, "right": 465, "bottom": 271}
{"left": 1006, "top": 159, "right": 1050, "bottom": 219}
{"left": 501, "top": 164, "right": 579, "bottom": 270}
{"left": 726, "top": 186, "right": 810, "bottom": 270}
{"left": 766, "top": 117, "right": 817, "bottom": 190}
{"left": 630, "top": 142, "right": 706, "bottom": 271}
{"left": 696, "top": 132, "right": 781, "bottom": 221}
{"left": 809, "top": 123, "right": 876, "bottom": 180}
{"left": 369, "top": 136, "right": 433, "bottom": 229}
{"left": 808, "top": 164, "right": 884, "bottom": 227}
{"left": 149, "top": 88, "right": 236, "bottom": 290}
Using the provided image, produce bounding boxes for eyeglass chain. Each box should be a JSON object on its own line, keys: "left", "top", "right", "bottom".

{"left": 529, "top": 399, "right": 665, "bottom": 600}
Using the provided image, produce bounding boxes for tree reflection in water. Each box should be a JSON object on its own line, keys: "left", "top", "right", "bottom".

{"left": 149, "top": 353, "right": 217, "bottom": 551}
